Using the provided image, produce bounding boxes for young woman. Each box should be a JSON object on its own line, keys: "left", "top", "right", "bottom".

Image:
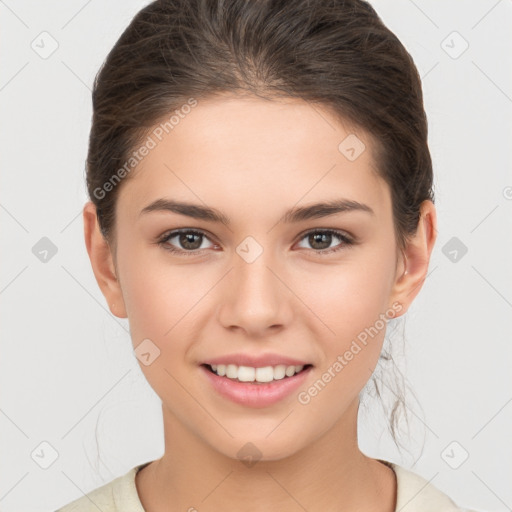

{"left": 56, "top": 0, "right": 480, "bottom": 510}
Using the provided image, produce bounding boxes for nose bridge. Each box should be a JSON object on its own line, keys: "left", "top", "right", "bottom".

{"left": 234, "top": 236, "right": 281, "bottom": 307}
{"left": 218, "top": 235, "right": 291, "bottom": 333}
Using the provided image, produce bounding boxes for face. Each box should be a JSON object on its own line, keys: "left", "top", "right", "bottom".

{"left": 98, "top": 95, "right": 414, "bottom": 461}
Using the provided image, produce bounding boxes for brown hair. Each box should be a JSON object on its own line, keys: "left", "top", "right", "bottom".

{"left": 87, "top": 0, "right": 433, "bottom": 457}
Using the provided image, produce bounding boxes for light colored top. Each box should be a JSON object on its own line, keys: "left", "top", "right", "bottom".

{"left": 55, "top": 459, "right": 480, "bottom": 512}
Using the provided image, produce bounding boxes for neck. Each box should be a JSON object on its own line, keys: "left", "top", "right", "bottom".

{"left": 136, "top": 398, "right": 396, "bottom": 512}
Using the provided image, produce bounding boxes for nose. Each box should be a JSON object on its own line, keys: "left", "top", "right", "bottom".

{"left": 217, "top": 250, "right": 293, "bottom": 338}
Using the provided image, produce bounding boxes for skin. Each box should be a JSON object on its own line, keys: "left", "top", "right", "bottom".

{"left": 84, "top": 94, "right": 437, "bottom": 512}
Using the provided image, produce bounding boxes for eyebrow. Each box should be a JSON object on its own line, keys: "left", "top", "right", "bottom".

{"left": 139, "top": 198, "right": 374, "bottom": 226}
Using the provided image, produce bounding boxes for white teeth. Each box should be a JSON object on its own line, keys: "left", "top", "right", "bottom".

{"left": 226, "top": 364, "right": 238, "bottom": 378}
{"left": 238, "top": 366, "right": 255, "bottom": 382}
{"left": 285, "top": 365, "right": 296, "bottom": 377}
{"left": 273, "top": 365, "right": 286, "bottom": 380}
{"left": 208, "top": 363, "right": 306, "bottom": 382}
{"left": 256, "top": 366, "right": 274, "bottom": 383}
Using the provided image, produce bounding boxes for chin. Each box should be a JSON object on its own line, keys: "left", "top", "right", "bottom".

{"left": 208, "top": 432, "right": 307, "bottom": 465}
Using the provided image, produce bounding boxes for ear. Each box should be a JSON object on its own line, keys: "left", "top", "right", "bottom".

{"left": 83, "top": 201, "right": 127, "bottom": 318}
{"left": 388, "top": 200, "right": 437, "bottom": 317}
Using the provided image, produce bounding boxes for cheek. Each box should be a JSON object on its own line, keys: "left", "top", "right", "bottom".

{"left": 315, "top": 270, "right": 381, "bottom": 317}
{"left": 294, "top": 260, "right": 395, "bottom": 417}
{"left": 116, "top": 239, "right": 186, "bottom": 344}
{"left": 117, "top": 243, "right": 215, "bottom": 374}
{"left": 117, "top": 249, "right": 201, "bottom": 403}
{"left": 300, "top": 249, "right": 396, "bottom": 361}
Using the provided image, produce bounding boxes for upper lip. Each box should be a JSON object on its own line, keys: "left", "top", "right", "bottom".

{"left": 202, "top": 353, "right": 312, "bottom": 368}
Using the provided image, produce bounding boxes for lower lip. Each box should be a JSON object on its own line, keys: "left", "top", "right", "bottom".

{"left": 200, "top": 365, "right": 313, "bottom": 408}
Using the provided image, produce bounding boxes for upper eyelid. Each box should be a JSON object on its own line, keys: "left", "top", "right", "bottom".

{"left": 159, "top": 228, "right": 217, "bottom": 244}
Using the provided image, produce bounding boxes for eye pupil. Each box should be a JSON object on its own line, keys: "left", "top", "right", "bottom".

{"left": 180, "top": 232, "right": 202, "bottom": 250}
{"left": 310, "top": 232, "right": 331, "bottom": 250}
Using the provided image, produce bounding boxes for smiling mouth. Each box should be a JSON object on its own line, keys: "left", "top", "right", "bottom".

{"left": 201, "top": 363, "right": 313, "bottom": 384}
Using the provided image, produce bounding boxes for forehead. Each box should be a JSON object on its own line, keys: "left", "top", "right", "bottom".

{"left": 117, "top": 95, "right": 391, "bottom": 225}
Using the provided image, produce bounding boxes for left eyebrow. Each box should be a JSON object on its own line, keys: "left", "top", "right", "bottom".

{"left": 139, "top": 198, "right": 375, "bottom": 226}
{"left": 281, "top": 199, "right": 375, "bottom": 223}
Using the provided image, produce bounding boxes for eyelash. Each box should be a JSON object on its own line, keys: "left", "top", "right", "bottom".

{"left": 156, "top": 228, "right": 354, "bottom": 257}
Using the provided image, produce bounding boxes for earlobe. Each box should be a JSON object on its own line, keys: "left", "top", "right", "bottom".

{"left": 83, "top": 202, "right": 127, "bottom": 318}
{"left": 389, "top": 200, "right": 437, "bottom": 316}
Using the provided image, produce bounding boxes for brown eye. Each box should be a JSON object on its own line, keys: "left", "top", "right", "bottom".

{"left": 296, "top": 229, "right": 353, "bottom": 254}
{"left": 158, "top": 229, "right": 215, "bottom": 255}
{"left": 177, "top": 232, "right": 203, "bottom": 250}
{"left": 308, "top": 232, "right": 333, "bottom": 250}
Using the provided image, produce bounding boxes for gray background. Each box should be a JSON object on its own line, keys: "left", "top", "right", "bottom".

{"left": 1, "top": 1, "right": 511, "bottom": 511}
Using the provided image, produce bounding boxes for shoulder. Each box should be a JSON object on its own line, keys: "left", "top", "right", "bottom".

{"left": 387, "top": 461, "right": 482, "bottom": 512}
{"left": 54, "top": 464, "right": 146, "bottom": 512}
